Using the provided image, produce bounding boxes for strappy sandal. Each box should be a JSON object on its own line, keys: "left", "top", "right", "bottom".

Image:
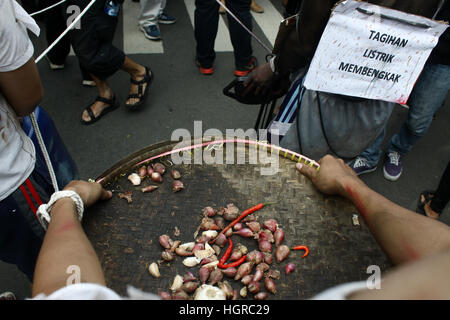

{"left": 81, "top": 95, "right": 119, "bottom": 125}
{"left": 125, "top": 66, "right": 153, "bottom": 110}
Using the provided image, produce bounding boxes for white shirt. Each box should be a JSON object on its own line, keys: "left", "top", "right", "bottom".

{"left": 0, "top": 0, "right": 40, "bottom": 201}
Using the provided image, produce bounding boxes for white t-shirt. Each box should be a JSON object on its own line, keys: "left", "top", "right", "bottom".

{"left": 0, "top": 0, "right": 40, "bottom": 201}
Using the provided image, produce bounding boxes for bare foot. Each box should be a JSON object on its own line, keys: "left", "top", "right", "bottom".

{"left": 125, "top": 67, "right": 151, "bottom": 106}
{"left": 81, "top": 90, "right": 114, "bottom": 122}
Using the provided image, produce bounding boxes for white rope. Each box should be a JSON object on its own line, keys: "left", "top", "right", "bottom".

{"left": 31, "top": 0, "right": 97, "bottom": 192}
{"left": 30, "top": 0, "right": 67, "bottom": 17}
{"left": 35, "top": 0, "right": 97, "bottom": 63}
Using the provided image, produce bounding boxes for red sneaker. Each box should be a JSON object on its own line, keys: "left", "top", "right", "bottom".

{"left": 196, "top": 60, "right": 214, "bottom": 75}
{"left": 234, "top": 56, "right": 257, "bottom": 77}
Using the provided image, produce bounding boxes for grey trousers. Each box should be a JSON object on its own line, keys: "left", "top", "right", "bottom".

{"left": 139, "top": 0, "right": 166, "bottom": 26}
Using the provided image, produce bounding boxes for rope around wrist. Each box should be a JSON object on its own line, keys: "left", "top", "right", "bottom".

{"left": 37, "top": 190, "right": 84, "bottom": 231}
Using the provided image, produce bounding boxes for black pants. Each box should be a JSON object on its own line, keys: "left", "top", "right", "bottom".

{"left": 69, "top": 0, "right": 125, "bottom": 80}
{"left": 430, "top": 161, "right": 450, "bottom": 214}
{"left": 194, "top": 0, "right": 252, "bottom": 69}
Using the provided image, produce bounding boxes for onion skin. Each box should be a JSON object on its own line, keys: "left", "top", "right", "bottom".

{"left": 229, "top": 249, "right": 243, "bottom": 262}
{"left": 266, "top": 269, "right": 281, "bottom": 280}
{"left": 223, "top": 203, "right": 240, "bottom": 221}
{"left": 183, "top": 272, "right": 197, "bottom": 283}
{"left": 285, "top": 263, "right": 295, "bottom": 275}
{"left": 275, "top": 245, "right": 291, "bottom": 263}
{"left": 181, "top": 281, "right": 199, "bottom": 293}
{"left": 215, "top": 217, "right": 225, "bottom": 230}
{"left": 256, "top": 263, "right": 270, "bottom": 272}
{"left": 264, "top": 277, "right": 277, "bottom": 294}
{"left": 172, "top": 290, "right": 190, "bottom": 300}
{"left": 264, "top": 253, "right": 273, "bottom": 265}
{"left": 258, "top": 240, "right": 272, "bottom": 253}
{"left": 258, "top": 230, "right": 274, "bottom": 243}
{"left": 161, "top": 250, "right": 175, "bottom": 262}
{"left": 274, "top": 229, "right": 285, "bottom": 247}
{"left": 241, "top": 275, "right": 253, "bottom": 286}
{"left": 202, "top": 206, "right": 216, "bottom": 217}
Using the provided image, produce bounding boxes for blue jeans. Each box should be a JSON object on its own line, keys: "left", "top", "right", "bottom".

{"left": 361, "top": 63, "right": 450, "bottom": 167}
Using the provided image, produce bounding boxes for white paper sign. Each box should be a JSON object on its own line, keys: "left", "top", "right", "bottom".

{"left": 303, "top": 0, "right": 448, "bottom": 104}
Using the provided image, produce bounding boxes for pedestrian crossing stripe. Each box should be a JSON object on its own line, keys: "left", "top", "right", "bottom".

{"left": 123, "top": 0, "right": 283, "bottom": 55}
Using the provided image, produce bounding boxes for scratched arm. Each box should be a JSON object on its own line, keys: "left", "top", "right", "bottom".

{"left": 296, "top": 155, "right": 450, "bottom": 266}
{"left": 31, "top": 181, "right": 112, "bottom": 297}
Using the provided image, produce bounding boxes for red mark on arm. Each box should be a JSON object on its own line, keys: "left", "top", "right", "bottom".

{"left": 346, "top": 185, "right": 368, "bottom": 219}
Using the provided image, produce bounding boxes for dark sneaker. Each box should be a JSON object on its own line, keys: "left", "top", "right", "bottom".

{"left": 383, "top": 151, "right": 402, "bottom": 181}
{"left": 195, "top": 60, "right": 213, "bottom": 75}
{"left": 46, "top": 56, "right": 64, "bottom": 70}
{"left": 349, "top": 156, "right": 377, "bottom": 175}
{"left": 234, "top": 56, "right": 257, "bottom": 77}
{"left": 140, "top": 25, "right": 161, "bottom": 40}
{"left": 158, "top": 12, "right": 177, "bottom": 24}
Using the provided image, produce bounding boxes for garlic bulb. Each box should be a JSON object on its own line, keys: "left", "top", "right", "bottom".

{"left": 193, "top": 285, "right": 226, "bottom": 300}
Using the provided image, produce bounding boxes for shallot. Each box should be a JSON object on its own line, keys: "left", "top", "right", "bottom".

{"left": 147, "top": 166, "right": 154, "bottom": 176}
{"left": 215, "top": 233, "right": 228, "bottom": 247}
{"left": 159, "top": 235, "right": 173, "bottom": 249}
{"left": 199, "top": 266, "right": 211, "bottom": 284}
{"left": 233, "top": 223, "right": 243, "bottom": 231}
{"left": 275, "top": 245, "right": 290, "bottom": 263}
{"left": 246, "top": 221, "right": 260, "bottom": 233}
{"left": 264, "top": 277, "right": 277, "bottom": 294}
{"left": 229, "top": 249, "right": 243, "bottom": 262}
{"left": 247, "top": 281, "right": 260, "bottom": 294}
{"left": 234, "top": 262, "right": 254, "bottom": 280}
{"left": 161, "top": 250, "right": 175, "bottom": 262}
{"left": 208, "top": 269, "right": 223, "bottom": 285}
{"left": 172, "top": 180, "right": 184, "bottom": 192}
{"left": 128, "top": 173, "right": 141, "bottom": 186}
{"left": 222, "top": 267, "right": 237, "bottom": 278}
{"left": 233, "top": 228, "right": 254, "bottom": 238}
{"left": 285, "top": 263, "right": 295, "bottom": 275}
{"left": 159, "top": 291, "right": 172, "bottom": 300}
{"left": 262, "top": 219, "right": 278, "bottom": 233}
{"left": 239, "top": 286, "right": 248, "bottom": 298}
{"left": 218, "top": 281, "right": 234, "bottom": 299}
{"left": 223, "top": 203, "right": 240, "bottom": 221}
{"left": 172, "top": 290, "right": 190, "bottom": 300}
{"left": 151, "top": 172, "right": 163, "bottom": 183}
{"left": 257, "top": 230, "right": 274, "bottom": 243}
{"left": 258, "top": 240, "right": 272, "bottom": 253}
{"left": 241, "top": 275, "right": 253, "bottom": 286}
{"left": 274, "top": 228, "right": 285, "bottom": 247}
{"left": 181, "top": 281, "right": 199, "bottom": 293}
{"left": 264, "top": 253, "right": 273, "bottom": 265}
{"left": 254, "top": 292, "right": 268, "bottom": 300}
{"left": 202, "top": 206, "right": 216, "bottom": 217}
{"left": 141, "top": 185, "right": 158, "bottom": 193}
{"left": 183, "top": 271, "right": 196, "bottom": 282}
{"left": 138, "top": 166, "right": 147, "bottom": 178}
{"left": 252, "top": 269, "right": 264, "bottom": 282}
{"left": 256, "top": 263, "right": 270, "bottom": 272}
{"left": 152, "top": 163, "right": 166, "bottom": 175}
{"left": 171, "top": 169, "right": 181, "bottom": 180}
{"left": 265, "top": 269, "right": 281, "bottom": 280}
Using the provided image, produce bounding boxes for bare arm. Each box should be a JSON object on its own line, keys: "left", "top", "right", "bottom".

{"left": 297, "top": 155, "right": 450, "bottom": 265}
{"left": 31, "top": 181, "right": 112, "bottom": 297}
{"left": 0, "top": 57, "right": 43, "bottom": 117}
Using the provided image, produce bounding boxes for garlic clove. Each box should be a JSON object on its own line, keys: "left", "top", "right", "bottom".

{"left": 148, "top": 262, "right": 160, "bottom": 278}
{"left": 183, "top": 256, "right": 201, "bottom": 267}
{"left": 128, "top": 173, "right": 141, "bottom": 186}
{"left": 170, "top": 275, "right": 184, "bottom": 292}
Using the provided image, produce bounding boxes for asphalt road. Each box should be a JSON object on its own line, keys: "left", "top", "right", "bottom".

{"left": 1, "top": 0, "right": 449, "bottom": 299}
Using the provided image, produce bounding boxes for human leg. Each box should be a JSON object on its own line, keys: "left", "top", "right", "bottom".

{"left": 194, "top": 0, "right": 220, "bottom": 69}
{"left": 429, "top": 162, "right": 450, "bottom": 215}
{"left": 349, "top": 128, "right": 385, "bottom": 175}
{"left": 388, "top": 63, "right": 450, "bottom": 155}
{"left": 226, "top": 0, "right": 254, "bottom": 74}
{"left": 121, "top": 56, "right": 153, "bottom": 108}
{"left": 43, "top": 0, "right": 70, "bottom": 67}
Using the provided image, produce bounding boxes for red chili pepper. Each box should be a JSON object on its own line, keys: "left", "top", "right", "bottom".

{"left": 211, "top": 202, "right": 274, "bottom": 244}
{"left": 219, "top": 255, "right": 247, "bottom": 269}
{"left": 292, "top": 245, "right": 309, "bottom": 258}
{"left": 218, "top": 238, "right": 233, "bottom": 267}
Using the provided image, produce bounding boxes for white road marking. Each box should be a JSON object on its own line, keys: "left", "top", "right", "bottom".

{"left": 123, "top": 0, "right": 164, "bottom": 54}
{"left": 250, "top": 0, "right": 282, "bottom": 47}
